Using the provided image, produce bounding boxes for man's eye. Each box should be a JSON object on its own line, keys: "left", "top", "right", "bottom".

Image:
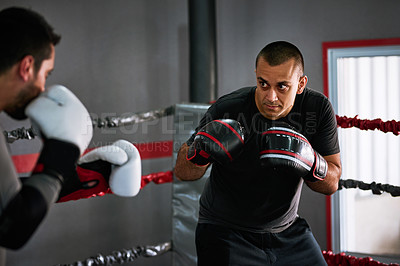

{"left": 260, "top": 82, "right": 268, "bottom": 88}
{"left": 278, "top": 84, "right": 288, "bottom": 91}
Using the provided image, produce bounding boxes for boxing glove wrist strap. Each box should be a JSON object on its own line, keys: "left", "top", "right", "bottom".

{"left": 33, "top": 139, "right": 80, "bottom": 184}
{"left": 186, "top": 141, "right": 211, "bottom": 166}
{"left": 57, "top": 161, "right": 112, "bottom": 203}
{"left": 304, "top": 152, "right": 328, "bottom": 182}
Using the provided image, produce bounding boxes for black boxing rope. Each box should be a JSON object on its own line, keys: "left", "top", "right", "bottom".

{"left": 54, "top": 242, "right": 171, "bottom": 266}
{"left": 338, "top": 179, "right": 400, "bottom": 197}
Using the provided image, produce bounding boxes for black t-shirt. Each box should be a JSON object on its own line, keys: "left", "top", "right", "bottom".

{"left": 187, "top": 86, "right": 340, "bottom": 233}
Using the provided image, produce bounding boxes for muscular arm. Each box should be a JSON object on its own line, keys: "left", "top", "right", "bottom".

{"left": 305, "top": 153, "right": 341, "bottom": 195}
{"left": 174, "top": 143, "right": 209, "bottom": 181}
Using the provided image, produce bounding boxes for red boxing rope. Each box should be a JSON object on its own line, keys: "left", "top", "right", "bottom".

{"left": 323, "top": 251, "right": 399, "bottom": 266}
{"left": 141, "top": 171, "right": 173, "bottom": 189}
{"left": 56, "top": 171, "right": 174, "bottom": 203}
{"left": 336, "top": 115, "right": 400, "bottom": 136}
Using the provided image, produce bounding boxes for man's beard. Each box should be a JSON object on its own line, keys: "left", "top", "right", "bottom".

{"left": 4, "top": 103, "right": 28, "bottom": 120}
{"left": 4, "top": 85, "right": 40, "bottom": 120}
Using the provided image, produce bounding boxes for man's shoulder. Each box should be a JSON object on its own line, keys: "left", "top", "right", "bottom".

{"left": 215, "top": 86, "right": 255, "bottom": 109}
{"left": 302, "top": 87, "right": 329, "bottom": 102}
{"left": 212, "top": 87, "right": 255, "bottom": 116}
{"left": 292, "top": 87, "right": 333, "bottom": 120}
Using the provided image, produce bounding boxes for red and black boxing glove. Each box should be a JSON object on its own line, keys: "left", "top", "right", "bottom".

{"left": 259, "top": 122, "right": 328, "bottom": 182}
{"left": 187, "top": 119, "right": 245, "bottom": 166}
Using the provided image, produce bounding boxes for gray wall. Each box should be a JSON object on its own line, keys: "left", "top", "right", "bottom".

{"left": 1, "top": 0, "right": 399, "bottom": 265}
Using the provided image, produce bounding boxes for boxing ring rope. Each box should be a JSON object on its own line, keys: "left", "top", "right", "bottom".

{"left": 322, "top": 251, "right": 399, "bottom": 266}
{"left": 3, "top": 126, "right": 36, "bottom": 143}
{"left": 141, "top": 170, "right": 173, "bottom": 189}
{"left": 336, "top": 115, "right": 400, "bottom": 136}
{"left": 338, "top": 179, "right": 400, "bottom": 197}
{"left": 55, "top": 242, "right": 172, "bottom": 266}
{"left": 3, "top": 105, "right": 175, "bottom": 143}
{"left": 4, "top": 105, "right": 400, "bottom": 265}
{"left": 91, "top": 106, "right": 174, "bottom": 129}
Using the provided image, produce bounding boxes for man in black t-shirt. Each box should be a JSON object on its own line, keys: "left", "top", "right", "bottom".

{"left": 174, "top": 41, "right": 341, "bottom": 266}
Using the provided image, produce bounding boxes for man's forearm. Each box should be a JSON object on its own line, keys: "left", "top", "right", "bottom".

{"left": 0, "top": 173, "right": 61, "bottom": 250}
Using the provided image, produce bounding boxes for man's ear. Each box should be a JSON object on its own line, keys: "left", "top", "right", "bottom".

{"left": 297, "top": 75, "right": 308, "bottom": 94}
{"left": 18, "top": 55, "right": 35, "bottom": 82}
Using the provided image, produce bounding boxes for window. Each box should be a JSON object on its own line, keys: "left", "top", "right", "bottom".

{"left": 324, "top": 39, "right": 400, "bottom": 260}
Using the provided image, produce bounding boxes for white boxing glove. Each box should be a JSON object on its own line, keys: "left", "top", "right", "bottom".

{"left": 25, "top": 84, "right": 93, "bottom": 154}
{"left": 27, "top": 85, "right": 93, "bottom": 184}
{"left": 57, "top": 139, "right": 142, "bottom": 202}
{"left": 108, "top": 139, "right": 142, "bottom": 197}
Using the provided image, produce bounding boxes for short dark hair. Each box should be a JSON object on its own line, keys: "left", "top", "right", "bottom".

{"left": 256, "top": 41, "right": 304, "bottom": 76}
{"left": 0, "top": 7, "right": 61, "bottom": 75}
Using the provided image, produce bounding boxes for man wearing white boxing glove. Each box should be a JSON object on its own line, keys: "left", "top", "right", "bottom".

{"left": 0, "top": 7, "right": 142, "bottom": 262}
{"left": 0, "top": 7, "right": 93, "bottom": 257}
{"left": 1, "top": 83, "right": 93, "bottom": 251}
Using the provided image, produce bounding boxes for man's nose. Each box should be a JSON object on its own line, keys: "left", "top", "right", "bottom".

{"left": 40, "top": 84, "right": 47, "bottom": 92}
{"left": 265, "top": 88, "right": 278, "bottom": 102}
